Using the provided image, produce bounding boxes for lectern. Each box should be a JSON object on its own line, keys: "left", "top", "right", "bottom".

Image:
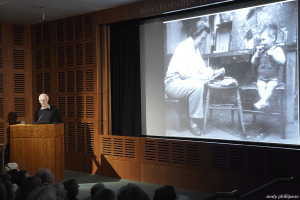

{"left": 10, "top": 123, "right": 65, "bottom": 182}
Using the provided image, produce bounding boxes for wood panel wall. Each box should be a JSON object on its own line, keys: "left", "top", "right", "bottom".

{"left": 0, "top": 22, "right": 32, "bottom": 164}
{"left": 31, "top": 13, "right": 100, "bottom": 173}
{"left": 99, "top": 135, "right": 300, "bottom": 195}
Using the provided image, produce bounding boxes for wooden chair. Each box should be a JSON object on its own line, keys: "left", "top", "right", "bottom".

{"left": 203, "top": 83, "right": 246, "bottom": 136}
{"left": 165, "top": 95, "right": 189, "bottom": 132}
{"left": 239, "top": 31, "right": 287, "bottom": 139}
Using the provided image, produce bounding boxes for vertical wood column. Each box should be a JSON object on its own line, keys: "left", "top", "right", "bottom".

{"left": 99, "top": 25, "right": 111, "bottom": 136}
{"left": 0, "top": 22, "right": 32, "bottom": 164}
{"left": 32, "top": 14, "right": 99, "bottom": 173}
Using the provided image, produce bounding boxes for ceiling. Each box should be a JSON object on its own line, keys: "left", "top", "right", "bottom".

{"left": 0, "top": 0, "right": 143, "bottom": 25}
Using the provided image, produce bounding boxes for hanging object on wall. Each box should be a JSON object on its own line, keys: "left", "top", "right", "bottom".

{"left": 42, "top": 14, "right": 47, "bottom": 23}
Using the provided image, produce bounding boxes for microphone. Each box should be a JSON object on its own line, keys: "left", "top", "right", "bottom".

{"left": 37, "top": 113, "right": 44, "bottom": 122}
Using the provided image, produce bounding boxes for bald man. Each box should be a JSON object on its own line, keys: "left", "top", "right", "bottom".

{"left": 35, "top": 168, "right": 55, "bottom": 186}
{"left": 35, "top": 93, "right": 63, "bottom": 124}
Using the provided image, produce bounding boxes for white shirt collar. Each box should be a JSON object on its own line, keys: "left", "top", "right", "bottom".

{"left": 41, "top": 104, "right": 50, "bottom": 110}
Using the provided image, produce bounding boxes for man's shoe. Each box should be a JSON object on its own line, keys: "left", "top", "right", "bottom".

{"left": 254, "top": 101, "right": 263, "bottom": 110}
{"left": 254, "top": 101, "right": 269, "bottom": 111}
{"left": 189, "top": 118, "right": 201, "bottom": 136}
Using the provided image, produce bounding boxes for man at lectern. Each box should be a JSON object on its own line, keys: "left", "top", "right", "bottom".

{"left": 35, "top": 93, "right": 63, "bottom": 124}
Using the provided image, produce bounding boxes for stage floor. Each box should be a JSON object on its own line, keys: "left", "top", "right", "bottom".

{"left": 63, "top": 170, "right": 211, "bottom": 200}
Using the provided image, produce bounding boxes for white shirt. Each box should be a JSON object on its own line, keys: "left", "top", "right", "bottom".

{"left": 165, "top": 37, "right": 212, "bottom": 84}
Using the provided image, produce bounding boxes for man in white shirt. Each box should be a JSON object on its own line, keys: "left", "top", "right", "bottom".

{"left": 165, "top": 20, "right": 220, "bottom": 135}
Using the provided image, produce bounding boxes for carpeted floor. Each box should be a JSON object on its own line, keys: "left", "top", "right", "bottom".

{"left": 62, "top": 170, "right": 212, "bottom": 200}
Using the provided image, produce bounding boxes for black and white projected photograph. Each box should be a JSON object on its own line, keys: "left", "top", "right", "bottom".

{"left": 163, "top": 0, "right": 299, "bottom": 144}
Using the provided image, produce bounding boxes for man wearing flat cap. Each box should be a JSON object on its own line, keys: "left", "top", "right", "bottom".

{"left": 165, "top": 20, "right": 224, "bottom": 136}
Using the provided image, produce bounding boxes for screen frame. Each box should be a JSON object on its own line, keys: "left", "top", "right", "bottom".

{"left": 140, "top": 0, "right": 299, "bottom": 149}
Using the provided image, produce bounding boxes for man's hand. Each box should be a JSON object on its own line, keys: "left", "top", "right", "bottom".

{"left": 214, "top": 67, "right": 225, "bottom": 76}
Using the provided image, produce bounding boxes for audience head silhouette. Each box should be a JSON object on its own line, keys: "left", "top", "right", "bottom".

{"left": 25, "top": 185, "right": 57, "bottom": 200}
{"left": 11, "top": 170, "right": 29, "bottom": 186}
{"left": 1, "top": 181, "right": 15, "bottom": 200}
{"left": 90, "top": 182, "right": 106, "bottom": 197}
{"left": 93, "top": 188, "right": 115, "bottom": 200}
{"left": 63, "top": 178, "right": 79, "bottom": 200}
{"left": 35, "top": 168, "right": 54, "bottom": 186}
{"left": 17, "top": 176, "right": 42, "bottom": 200}
{"left": 1, "top": 170, "right": 188, "bottom": 200}
{"left": 153, "top": 185, "right": 176, "bottom": 200}
{"left": 0, "top": 182, "right": 7, "bottom": 200}
{"left": 117, "top": 183, "right": 150, "bottom": 200}
{"left": 0, "top": 173, "right": 11, "bottom": 182}
{"left": 52, "top": 182, "right": 67, "bottom": 200}
{"left": 6, "top": 169, "right": 18, "bottom": 178}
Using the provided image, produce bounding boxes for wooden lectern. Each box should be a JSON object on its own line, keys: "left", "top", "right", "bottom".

{"left": 10, "top": 123, "right": 65, "bottom": 182}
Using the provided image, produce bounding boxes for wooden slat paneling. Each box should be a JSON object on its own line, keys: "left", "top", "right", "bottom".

{"left": 57, "top": 95, "right": 96, "bottom": 119}
{"left": 13, "top": 25, "right": 24, "bottom": 46}
{"left": 101, "top": 135, "right": 140, "bottom": 163}
{"left": 64, "top": 121, "right": 95, "bottom": 154}
{"left": 75, "top": 17, "right": 83, "bottom": 40}
{"left": 0, "top": 72, "right": 3, "bottom": 94}
{"left": 0, "top": 97, "right": 3, "bottom": 119}
{"left": 10, "top": 96, "right": 32, "bottom": 123}
{"left": 34, "top": 72, "right": 52, "bottom": 94}
{"left": 13, "top": 74, "right": 25, "bottom": 93}
{"left": 66, "top": 19, "right": 74, "bottom": 42}
{"left": 55, "top": 14, "right": 95, "bottom": 44}
{"left": 14, "top": 97, "right": 25, "bottom": 117}
{"left": 0, "top": 22, "right": 31, "bottom": 161}
{"left": 0, "top": 23, "right": 2, "bottom": 45}
{"left": 56, "top": 42, "right": 95, "bottom": 68}
{"left": 34, "top": 15, "right": 99, "bottom": 175}
{"left": 13, "top": 49, "right": 25, "bottom": 69}
{"left": 98, "top": 135, "right": 299, "bottom": 194}
{"left": 0, "top": 48, "right": 2, "bottom": 69}
{"left": 34, "top": 48, "right": 51, "bottom": 70}
{"left": 0, "top": 121, "right": 4, "bottom": 145}
{"left": 56, "top": 20, "right": 65, "bottom": 43}
{"left": 8, "top": 47, "right": 31, "bottom": 95}
{"left": 140, "top": 137, "right": 204, "bottom": 170}
{"left": 55, "top": 68, "right": 96, "bottom": 93}
{"left": 33, "top": 23, "right": 51, "bottom": 46}
{"left": 205, "top": 143, "right": 295, "bottom": 179}
{"left": 84, "top": 15, "right": 93, "bottom": 39}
